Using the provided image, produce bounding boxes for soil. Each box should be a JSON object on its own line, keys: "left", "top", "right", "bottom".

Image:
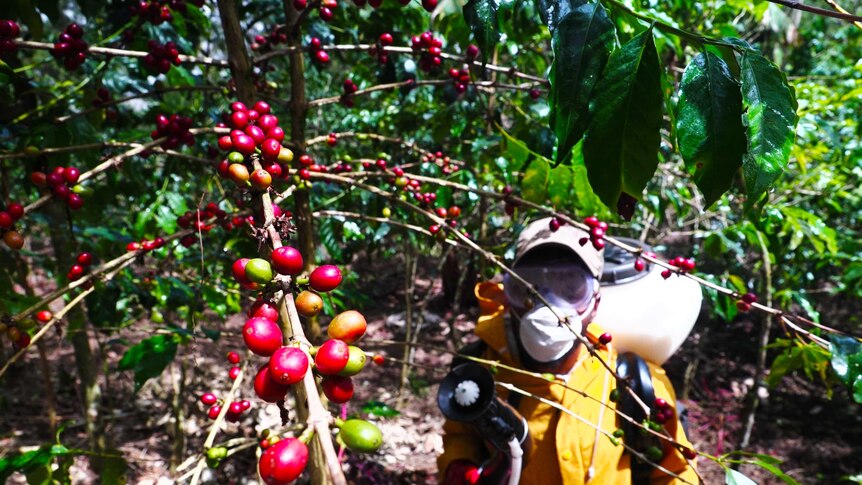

{"left": 1, "top": 255, "right": 859, "bottom": 484}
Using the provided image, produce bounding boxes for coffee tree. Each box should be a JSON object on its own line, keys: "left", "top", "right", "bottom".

{"left": 1, "top": 0, "right": 860, "bottom": 482}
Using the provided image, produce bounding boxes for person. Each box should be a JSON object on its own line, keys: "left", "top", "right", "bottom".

{"left": 437, "top": 218, "right": 698, "bottom": 484}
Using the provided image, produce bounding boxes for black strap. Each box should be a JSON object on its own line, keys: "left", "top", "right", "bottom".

{"left": 616, "top": 352, "right": 657, "bottom": 485}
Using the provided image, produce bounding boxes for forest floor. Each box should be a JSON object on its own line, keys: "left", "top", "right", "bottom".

{"left": 1, "top": 261, "right": 860, "bottom": 484}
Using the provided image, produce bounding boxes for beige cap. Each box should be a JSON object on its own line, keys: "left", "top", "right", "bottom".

{"left": 514, "top": 217, "right": 604, "bottom": 279}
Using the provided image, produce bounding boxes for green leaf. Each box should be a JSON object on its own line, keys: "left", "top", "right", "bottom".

{"left": 676, "top": 52, "right": 746, "bottom": 207}
{"left": 829, "top": 335, "right": 862, "bottom": 403}
{"left": 361, "top": 400, "right": 401, "bottom": 417}
{"left": 463, "top": 0, "right": 501, "bottom": 59}
{"left": 521, "top": 159, "right": 550, "bottom": 203}
{"left": 739, "top": 52, "right": 798, "bottom": 211}
{"left": 583, "top": 27, "right": 662, "bottom": 210}
{"left": 548, "top": 0, "right": 615, "bottom": 166}
{"left": 547, "top": 164, "right": 574, "bottom": 208}
{"left": 118, "top": 334, "right": 179, "bottom": 392}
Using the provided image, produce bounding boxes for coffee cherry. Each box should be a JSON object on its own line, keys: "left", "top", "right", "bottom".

{"left": 271, "top": 246, "right": 303, "bottom": 275}
{"left": 339, "top": 346, "right": 367, "bottom": 376}
{"left": 295, "top": 290, "right": 323, "bottom": 318}
{"left": 201, "top": 392, "right": 218, "bottom": 405}
{"left": 268, "top": 346, "right": 309, "bottom": 385}
{"left": 227, "top": 351, "right": 241, "bottom": 364}
{"left": 250, "top": 169, "right": 273, "bottom": 190}
{"left": 3, "top": 230, "right": 24, "bottom": 250}
{"left": 681, "top": 448, "right": 697, "bottom": 460}
{"left": 736, "top": 301, "right": 751, "bottom": 312}
{"left": 243, "top": 317, "right": 283, "bottom": 356}
{"left": 228, "top": 366, "right": 241, "bottom": 380}
{"left": 338, "top": 419, "right": 383, "bottom": 453}
{"left": 0, "top": 212, "right": 12, "bottom": 229}
{"left": 254, "top": 365, "right": 290, "bottom": 403}
{"left": 549, "top": 218, "right": 561, "bottom": 232}
{"left": 742, "top": 292, "right": 758, "bottom": 304}
{"left": 372, "top": 354, "right": 385, "bottom": 366}
{"left": 207, "top": 405, "right": 222, "bottom": 420}
{"left": 314, "top": 50, "right": 330, "bottom": 64}
{"left": 327, "top": 310, "right": 367, "bottom": 344}
{"left": 314, "top": 339, "right": 350, "bottom": 375}
{"left": 598, "top": 332, "right": 612, "bottom": 345}
{"left": 258, "top": 437, "right": 309, "bottom": 485}
{"left": 634, "top": 259, "right": 645, "bottom": 272}
{"left": 321, "top": 375, "right": 354, "bottom": 403}
{"left": 308, "top": 265, "right": 342, "bottom": 292}
{"left": 260, "top": 138, "right": 282, "bottom": 161}
{"left": 660, "top": 269, "right": 672, "bottom": 279}
{"left": 244, "top": 258, "right": 274, "bottom": 285}
{"left": 36, "top": 311, "right": 53, "bottom": 323}
{"left": 379, "top": 33, "right": 393, "bottom": 45}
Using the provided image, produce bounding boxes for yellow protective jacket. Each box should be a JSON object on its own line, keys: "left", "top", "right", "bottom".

{"left": 437, "top": 282, "right": 698, "bottom": 485}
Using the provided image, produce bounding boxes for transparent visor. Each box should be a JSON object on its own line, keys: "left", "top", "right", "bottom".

{"left": 504, "top": 263, "right": 598, "bottom": 314}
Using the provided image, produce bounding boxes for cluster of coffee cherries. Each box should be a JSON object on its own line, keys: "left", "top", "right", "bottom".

{"left": 126, "top": 236, "right": 166, "bottom": 253}
{"left": 132, "top": 0, "right": 204, "bottom": 25}
{"left": 447, "top": 66, "right": 471, "bottom": 94}
{"left": 0, "top": 20, "right": 20, "bottom": 54}
{"left": 31, "top": 166, "right": 86, "bottom": 210}
{"left": 341, "top": 78, "right": 359, "bottom": 107}
{"left": 308, "top": 37, "right": 330, "bottom": 65}
{"left": 199, "top": 354, "right": 252, "bottom": 422}
{"left": 500, "top": 185, "right": 519, "bottom": 216}
{"left": 143, "top": 41, "right": 182, "bottom": 74}
{"left": 735, "top": 292, "right": 758, "bottom": 312}
{"left": 422, "top": 150, "right": 460, "bottom": 175}
{"left": 548, "top": 216, "right": 565, "bottom": 233}
{"left": 370, "top": 32, "right": 394, "bottom": 65}
{"left": 319, "top": 0, "right": 338, "bottom": 21}
{"left": 0, "top": 314, "right": 39, "bottom": 350}
{"left": 67, "top": 252, "right": 94, "bottom": 282}
{"left": 175, "top": 202, "right": 230, "bottom": 247}
{"left": 0, "top": 201, "right": 25, "bottom": 250}
{"left": 660, "top": 255, "right": 696, "bottom": 279}
{"left": 579, "top": 216, "right": 609, "bottom": 250}
{"left": 429, "top": 205, "right": 461, "bottom": 236}
{"left": 411, "top": 31, "right": 444, "bottom": 73}
{"left": 50, "top": 23, "right": 88, "bottom": 71}
{"left": 215, "top": 101, "right": 292, "bottom": 191}
{"left": 250, "top": 26, "right": 288, "bottom": 52}
{"left": 151, "top": 113, "right": 195, "bottom": 150}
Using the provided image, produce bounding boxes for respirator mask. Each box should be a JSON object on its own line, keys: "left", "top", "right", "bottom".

{"left": 504, "top": 262, "right": 598, "bottom": 363}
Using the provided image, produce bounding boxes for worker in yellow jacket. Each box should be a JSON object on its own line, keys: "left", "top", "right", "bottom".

{"left": 437, "top": 218, "right": 699, "bottom": 484}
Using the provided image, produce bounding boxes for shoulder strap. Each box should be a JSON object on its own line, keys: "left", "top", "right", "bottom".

{"left": 616, "top": 352, "right": 657, "bottom": 485}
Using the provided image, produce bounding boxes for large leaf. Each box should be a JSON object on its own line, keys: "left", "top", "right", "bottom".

{"left": 548, "top": 0, "right": 615, "bottom": 166}
{"left": 463, "top": 0, "right": 501, "bottom": 59}
{"left": 582, "top": 27, "right": 662, "bottom": 211}
{"left": 521, "top": 158, "right": 550, "bottom": 203}
{"left": 739, "top": 52, "right": 798, "bottom": 210}
{"left": 118, "top": 334, "right": 179, "bottom": 392}
{"left": 829, "top": 335, "right": 862, "bottom": 403}
{"left": 676, "top": 51, "right": 746, "bottom": 207}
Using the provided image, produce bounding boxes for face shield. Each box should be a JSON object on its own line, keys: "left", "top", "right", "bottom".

{"left": 503, "top": 262, "right": 599, "bottom": 315}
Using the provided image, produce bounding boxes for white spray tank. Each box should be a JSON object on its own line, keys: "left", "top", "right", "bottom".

{"left": 593, "top": 238, "right": 702, "bottom": 365}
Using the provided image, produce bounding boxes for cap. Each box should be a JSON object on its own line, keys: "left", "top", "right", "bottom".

{"left": 515, "top": 218, "right": 603, "bottom": 279}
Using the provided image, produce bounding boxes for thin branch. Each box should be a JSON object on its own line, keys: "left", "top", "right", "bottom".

{"left": 12, "top": 40, "right": 230, "bottom": 67}
{"left": 767, "top": 0, "right": 862, "bottom": 23}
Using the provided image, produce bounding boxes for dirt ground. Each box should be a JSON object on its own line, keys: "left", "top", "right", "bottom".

{"left": 1, "top": 260, "right": 860, "bottom": 484}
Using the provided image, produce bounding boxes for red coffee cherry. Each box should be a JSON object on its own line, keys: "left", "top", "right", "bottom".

{"left": 271, "top": 246, "right": 304, "bottom": 276}
{"left": 314, "top": 339, "right": 349, "bottom": 375}
{"left": 243, "top": 317, "right": 283, "bottom": 357}
{"left": 268, "top": 346, "right": 309, "bottom": 385}
{"left": 258, "top": 437, "right": 309, "bottom": 485}
{"left": 321, "top": 375, "right": 354, "bottom": 403}
{"left": 308, "top": 265, "right": 342, "bottom": 292}
{"left": 254, "top": 365, "right": 290, "bottom": 403}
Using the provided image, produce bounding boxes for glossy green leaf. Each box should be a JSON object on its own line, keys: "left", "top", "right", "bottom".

{"left": 829, "top": 335, "right": 862, "bottom": 403}
{"left": 521, "top": 159, "right": 550, "bottom": 203}
{"left": 548, "top": 0, "right": 615, "bottom": 166}
{"left": 583, "top": 27, "right": 662, "bottom": 210}
{"left": 739, "top": 52, "right": 798, "bottom": 211}
{"left": 118, "top": 334, "right": 179, "bottom": 392}
{"left": 361, "top": 400, "right": 401, "bottom": 417}
{"left": 676, "top": 52, "right": 746, "bottom": 207}
{"left": 463, "top": 0, "right": 501, "bottom": 59}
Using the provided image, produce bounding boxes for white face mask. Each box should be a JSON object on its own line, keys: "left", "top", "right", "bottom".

{"left": 518, "top": 303, "right": 587, "bottom": 363}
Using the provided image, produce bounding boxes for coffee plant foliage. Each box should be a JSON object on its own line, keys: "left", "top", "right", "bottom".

{"left": 0, "top": 0, "right": 860, "bottom": 481}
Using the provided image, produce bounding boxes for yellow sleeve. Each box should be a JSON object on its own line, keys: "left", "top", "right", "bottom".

{"left": 648, "top": 364, "right": 699, "bottom": 485}
{"left": 436, "top": 418, "right": 489, "bottom": 482}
